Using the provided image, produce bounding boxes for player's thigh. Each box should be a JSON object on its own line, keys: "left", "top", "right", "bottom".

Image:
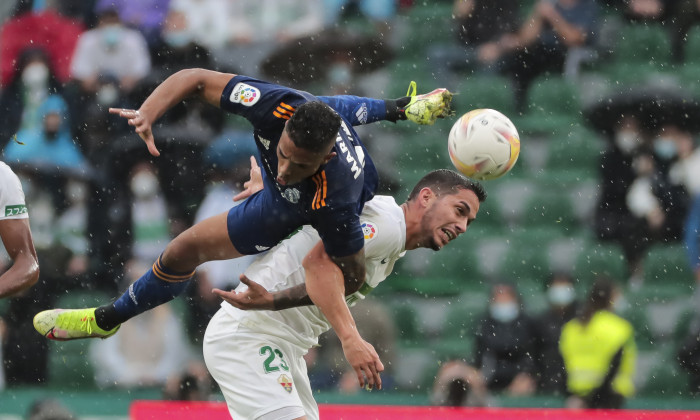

{"left": 226, "top": 189, "right": 305, "bottom": 255}
{"left": 203, "top": 310, "right": 309, "bottom": 420}
{"left": 163, "top": 211, "right": 241, "bottom": 270}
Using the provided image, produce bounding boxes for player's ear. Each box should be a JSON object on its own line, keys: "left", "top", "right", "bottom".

{"left": 322, "top": 151, "right": 337, "bottom": 164}
{"left": 419, "top": 187, "right": 435, "bottom": 207}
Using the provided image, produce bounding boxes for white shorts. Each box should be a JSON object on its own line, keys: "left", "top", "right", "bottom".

{"left": 203, "top": 308, "right": 319, "bottom": 420}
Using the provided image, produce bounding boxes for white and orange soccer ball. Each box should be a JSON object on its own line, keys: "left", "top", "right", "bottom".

{"left": 447, "top": 109, "right": 520, "bottom": 180}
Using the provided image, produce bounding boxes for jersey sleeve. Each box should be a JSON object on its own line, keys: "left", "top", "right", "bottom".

{"left": 317, "top": 95, "right": 388, "bottom": 126}
{"left": 219, "top": 75, "right": 311, "bottom": 128}
{"left": 0, "top": 164, "right": 28, "bottom": 220}
{"left": 311, "top": 203, "right": 364, "bottom": 258}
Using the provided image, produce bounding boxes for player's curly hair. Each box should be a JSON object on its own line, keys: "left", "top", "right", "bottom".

{"left": 407, "top": 169, "right": 487, "bottom": 202}
{"left": 286, "top": 101, "right": 341, "bottom": 152}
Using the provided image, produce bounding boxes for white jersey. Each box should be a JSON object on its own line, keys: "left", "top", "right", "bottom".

{"left": 220, "top": 195, "right": 406, "bottom": 350}
{"left": 0, "top": 162, "right": 28, "bottom": 221}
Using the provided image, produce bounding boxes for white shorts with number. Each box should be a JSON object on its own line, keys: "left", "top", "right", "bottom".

{"left": 203, "top": 308, "right": 318, "bottom": 420}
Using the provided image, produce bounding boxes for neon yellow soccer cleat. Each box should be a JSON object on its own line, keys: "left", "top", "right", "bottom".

{"left": 403, "top": 81, "right": 455, "bottom": 125}
{"left": 33, "top": 308, "right": 120, "bottom": 341}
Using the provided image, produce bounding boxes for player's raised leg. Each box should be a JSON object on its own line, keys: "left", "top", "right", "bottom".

{"left": 33, "top": 210, "right": 242, "bottom": 340}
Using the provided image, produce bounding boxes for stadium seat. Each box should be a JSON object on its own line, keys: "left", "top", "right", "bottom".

{"left": 573, "top": 242, "right": 629, "bottom": 288}
{"left": 641, "top": 344, "right": 691, "bottom": 397}
{"left": 48, "top": 340, "right": 97, "bottom": 389}
{"left": 516, "top": 76, "right": 581, "bottom": 135}
{"left": 457, "top": 75, "right": 516, "bottom": 117}
{"left": 613, "top": 23, "right": 671, "bottom": 67}
{"left": 639, "top": 243, "right": 695, "bottom": 302}
{"left": 545, "top": 127, "right": 604, "bottom": 173}
{"left": 684, "top": 26, "right": 700, "bottom": 65}
{"left": 520, "top": 191, "right": 578, "bottom": 233}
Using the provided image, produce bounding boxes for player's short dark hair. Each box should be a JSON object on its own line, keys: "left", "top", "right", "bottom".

{"left": 286, "top": 101, "right": 341, "bottom": 152}
{"left": 407, "top": 169, "right": 487, "bottom": 203}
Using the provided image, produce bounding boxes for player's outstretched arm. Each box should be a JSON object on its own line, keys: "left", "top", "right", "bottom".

{"left": 0, "top": 219, "right": 39, "bottom": 298}
{"left": 109, "top": 68, "right": 236, "bottom": 157}
{"left": 302, "top": 242, "right": 383, "bottom": 390}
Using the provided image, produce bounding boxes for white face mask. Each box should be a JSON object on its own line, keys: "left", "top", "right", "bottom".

{"left": 654, "top": 137, "right": 677, "bottom": 160}
{"left": 548, "top": 284, "right": 575, "bottom": 306}
{"left": 489, "top": 302, "right": 519, "bottom": 323}
{"left": 615, "top": 131, "right": 639, "bottom": 155}
{"left": 97, "top": 84, "right": 119, "bottom": 106}
{"left": 22, "top": 63, "right": 49, "bottom": 88}
{"left": 66, "top": 180, "right": 87, "bottom": 203}
{"left": 612, "top": 296, "right": 628, "bottom": 314}
{"left": 130, "top": 171, "right": 159, "bottom": 198}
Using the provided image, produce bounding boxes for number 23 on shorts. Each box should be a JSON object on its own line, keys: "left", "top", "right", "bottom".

{"left": 260, "top": 345, "right": 289, "bottom": 374}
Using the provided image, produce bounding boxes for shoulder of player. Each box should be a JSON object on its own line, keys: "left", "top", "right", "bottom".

{"left": 224, "top": 76, "right": 311, "bottom": 113}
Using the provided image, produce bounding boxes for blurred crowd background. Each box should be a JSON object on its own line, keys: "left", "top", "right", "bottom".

{"left": 1, "top": 0, "right": 700, "bottom": 413}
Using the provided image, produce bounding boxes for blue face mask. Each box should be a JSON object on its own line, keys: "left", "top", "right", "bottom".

{"left": 163, "top": 31, "right": 192, "bottom": 48}
{"left": 489, "top": 302, "right": 519, "bottom": 323}
{"left": 102, "top": 25, "right": 123, "bottom": 49}
{"left": 654, "top": 137, "right": 677, "bottom": 160}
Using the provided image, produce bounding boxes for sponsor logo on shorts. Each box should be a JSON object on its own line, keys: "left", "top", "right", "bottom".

{"left": 278, "top": 374, "right": 293, "bottom": 393}
{"left": 355, "top": 103, "right": 368, "bottom": 124}
{"left": 255, "top": 245, "right": 270, "bottom": 252}
{"left": 283, "top": 188, "right": 300, "bottom": 204}
{"left": 380, "top": 257, "right": 389, "bottom": 264}
{"left": 361, "top": 222, "right": 376, "bottom": 240}
{"left": 229, "top": 83, "right": 260, "bottom": 106}
{"left": 128, "top": 283, "right": 138, "bottom": 305}
{"left": 4, "top": 204, "right": 27, "bottom": 217}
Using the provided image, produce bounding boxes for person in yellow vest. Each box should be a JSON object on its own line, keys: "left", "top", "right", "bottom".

{"left": 559, "top": 277, "right": 636, "bottom": 408}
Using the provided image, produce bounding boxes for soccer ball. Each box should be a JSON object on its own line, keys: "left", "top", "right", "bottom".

{"left": 447, "top": 109, "right": 520, "bottom": 180}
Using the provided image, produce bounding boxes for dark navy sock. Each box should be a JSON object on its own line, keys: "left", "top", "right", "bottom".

{"left": 108, "top": 256, "right": 193, "bottom": 327}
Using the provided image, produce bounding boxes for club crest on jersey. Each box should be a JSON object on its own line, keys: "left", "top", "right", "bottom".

{"left": 282, "top": 188, "right": 300, "bottom": 203}
{"left": 278, "top": 374, "right": 293, "bottom": 393}
{"left": 230, "top": 83, "right": 260, "bottom": 106}
{"left": 361, "top": 222, "right": 376, "bottom": 240}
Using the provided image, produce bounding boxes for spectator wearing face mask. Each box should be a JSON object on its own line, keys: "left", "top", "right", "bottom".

{"left": 69, "top": 8, "right": 151, "bottom": 95}
{"left": 128, "top": 162, "right": 171, "bottom": 263}
{"left": 432, "top": 282, "right": 537, "bottom": 406}
{"left": 0, "top": 48, "right": 65, "bottom": 146}
{"left": 559, "top": 277, "right": 636, "bottom": 409}
{"left": 532, "top": 273, "right": 578, "bottom": 395}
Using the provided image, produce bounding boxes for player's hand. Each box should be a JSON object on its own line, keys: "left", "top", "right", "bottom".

{"left": 109, "top": 108, "right": 160, "bottom": 157}
{"left": 233, "top": 156, "right": 264, "bottom": 201}
{"left": 212, "top": 274, "right": 274, "bottom": 310}
{"left": 341, "top": 335, "right": 384, "bottom": 391}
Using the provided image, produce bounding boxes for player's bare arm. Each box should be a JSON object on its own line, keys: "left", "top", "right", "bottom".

{"left": 302, "top": 242, "right": 383, "bottom": 389}
{"left": 0, "top": 218, "right": 39, "bottom": 298}
{"left": 109, "top": 68, "right": 236, "bottom": 157}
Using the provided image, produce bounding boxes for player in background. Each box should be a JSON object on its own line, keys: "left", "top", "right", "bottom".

{"left": 202, "top": 169, "right": 486, "bottom": 420}
{"left": 33, "top": 69, "right": 453, "bottom": 388}
{"left": 0, "top": 161, "right": 39, "bottom": 298}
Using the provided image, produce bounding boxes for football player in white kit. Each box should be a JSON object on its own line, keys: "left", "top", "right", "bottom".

{"left": 203, "top": 169, "right": 486, "bottom": 420}
{"left": 0, "top": 161, "right": 39, "bottom": 298}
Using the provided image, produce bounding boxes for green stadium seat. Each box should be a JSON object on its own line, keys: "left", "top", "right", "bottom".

{"left": 613, "top": 23, "right": 672, "bottom": 67}
{"left": 389, "top": 300, "right": 422, "bottom": 347}
{"left": 545, "top": 127, "right": 604, "bottom": 173}
{"left": 516, "top": 76, "right": 581, "bottom": 135}
{"left": 684, "top": 26, "right": 700, "bottom": 65}
{"left": 457, "top": 75, "right": 516, "bottom": 117}
{"left": 641, "top": 344, "right": 690, "bottom": 397}
{"left": 520, "top": 191, "right": 578, "bottom": 233}
{"left": 573, "top": 242, "right": 629, "bottom": 288}
{"left": 48, "top": 340, "right": 96, "bottom": 389}
{"left": 638, "top": 243, "right": 695, "bottom": 302}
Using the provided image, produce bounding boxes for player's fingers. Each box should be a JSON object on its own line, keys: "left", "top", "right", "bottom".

{"left": 366, "top": 363, "right": 381, "bottom": 390}
{"left": 353, "top": 367, "right": 365, "bottom": 388}
{"left": 232, "top": 191, "right": 247, "bottom": 202}
{"left": 249, "top": 155, "right": 258, "bottom": 169}
{"left": 141, "top": 132, "right": 160, "bottom": 157}
{"left": 108, "top": 107, "right": 128, "bottom": 115}
{"left": 239, "top": 274, "right": 252, "bottom": 285}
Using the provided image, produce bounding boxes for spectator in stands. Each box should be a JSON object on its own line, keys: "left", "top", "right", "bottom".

{"left": 212, "top": 0, "right": 325, "bottom": 76}
{"left": 601, "top": 0, "right": 666, "bottom": 22}
{"left": 0, "top": 48, "right": 64, "bottom": 146}
{"left": 312, "top": 297, "right": 398, "bottom": 393}
{"left": 432, "top": 282, "right": 537, "bottom": 406}
{"left": 164, "top": 0, "right": 229, "bottom": 52}
{"left": 184, "top": 133, "right": 257, "bottom": 343}
{"left": 429, "top": 0, "right": 521, "bottom": 83}
{"left": 90, "top": 258, "right": 194, "bottom": 388}
{"left": 69, "top": 8, "right": 150, "bottom": 96}
{"left": 559, "top": 277, "right": 636, "bottom": 408}
{"left": 128, "top": 162, "right": 171, "bottom": 263}
{"left": 150, "top": 8, "right": 213, "bottom": 79}
{"left": 486, "top": 0, "right": 600, "bottom": 111}
{"left": 322, "top": 0, "right": 397, "bottom": 30}
{"left": 93, "top": 0, "right": 170, "bottom": 46}
{"left": 532, "top": 272, "right": 579, "bottom": 395}
{"left": 0, "top": 2, "right": 83, "bottom": 86}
